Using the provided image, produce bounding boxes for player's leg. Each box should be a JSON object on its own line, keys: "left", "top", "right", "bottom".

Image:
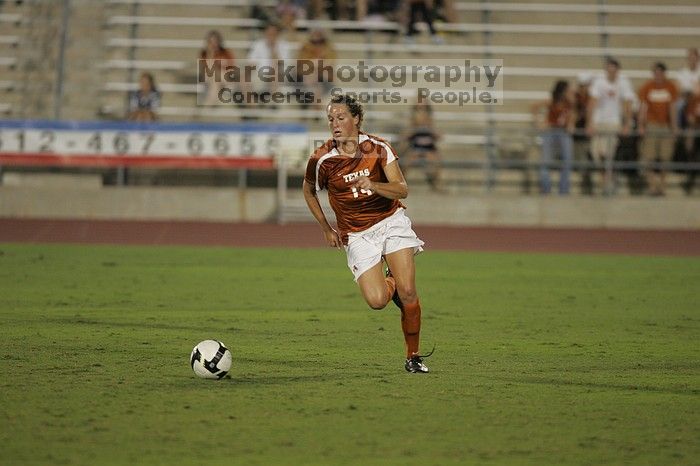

{"left": 385, "top": 248, "right": 429, "bottom": 373}
{"left": 385, "top": 247, "right": 418, "bottom": 306}
{"left": 346, "top": 230, "right": 398, "bottom": 310}
{"left": 379, "top": 209, "right": 427, "bottom": 372}
{"left": 356, "top": 261, "right": 396, "bottom": 310}
{"left": 385, "top": 248, "right": 420, "bottom": 351}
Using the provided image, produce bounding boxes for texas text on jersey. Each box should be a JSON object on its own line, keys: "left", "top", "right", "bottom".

{"left": 304, "top": 132, "right": 404, "bottom": 243}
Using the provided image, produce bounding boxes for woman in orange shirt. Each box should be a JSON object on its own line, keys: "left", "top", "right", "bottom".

{"left": 532, "top": 80, "right": 576, "bottom": 194}
{"left": 199, "top": 30, "right": 235, "bottom": 106}
{"left": 303, "top": 94, "right": 431, "bottom": 373}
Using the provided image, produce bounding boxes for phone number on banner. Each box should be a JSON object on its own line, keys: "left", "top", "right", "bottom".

{"left": 0, "top": 127, "right": 309, "bottom": 169}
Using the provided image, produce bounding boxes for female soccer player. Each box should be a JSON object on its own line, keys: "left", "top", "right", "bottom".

{"left": 302, "top": 94, "right": 430, "bottom": 373}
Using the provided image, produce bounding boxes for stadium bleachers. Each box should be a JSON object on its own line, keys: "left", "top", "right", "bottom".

{"left": 0, "top": 6, "right": 23, "bottom": 117}
{"left": 4, "top": 0, "right": 700, "bottom": 194}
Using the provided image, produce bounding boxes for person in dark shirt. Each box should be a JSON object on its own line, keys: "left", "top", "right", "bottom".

{"left": 127, "top": 72, "right": 160, "bottom": 121}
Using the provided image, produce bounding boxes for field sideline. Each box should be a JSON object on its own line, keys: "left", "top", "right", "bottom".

{"left": 1, "top": 218, "right": 699, "bottom": 256}
{"left": 0, "top": 240, "right": 698, "bottom": 465}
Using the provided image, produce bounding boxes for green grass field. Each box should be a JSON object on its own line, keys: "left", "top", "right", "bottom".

{"left": 0, "top": 243, "right": 698, "bottom": 465}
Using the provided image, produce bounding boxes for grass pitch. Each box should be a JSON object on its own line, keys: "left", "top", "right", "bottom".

{"left": 0, "top": 243, "right": 698, "bottom": 465}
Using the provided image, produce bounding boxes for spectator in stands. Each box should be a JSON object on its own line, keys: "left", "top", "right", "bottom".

{"left": 638, "top": 62, "right": 679, "bottom": 196}
{"left": 433, "top": 0, "right": 456, "bottom": 23}
{"left": 405, "top": 0, "right": 442, "bottom": 45}
{"left": 399, "top": 100, "right": 442, "bottom": 191}
{"left": 573, "top": 72, "right": 594, "bottom": 194}
{"left": 306, "top": 0, "right": 324, "bottom": 19}
{"left": 531, "top": 80, "right": 575, "bottom": 195}
{"left": 248, "top": 22, "right": 293, "bottom": 103}
{"left": 276, "top": 0, "right": 306, "bottom": 36}
{"left": 199, "top": 30, "right": 235, "bottom": 106}
{"left": 364, "top": 0, "right": 402, "bottom": 23}
{"left": 586, "top": 57, "right": 635, "bottom": 195}
{"left": 677, "top": 48, "right": 700, "bottom": 99}
{"left": 683, "top": 81, "right": 700, "bottom": 194}
{"left": 325, "top": 0, "right": 343, "bottom": 19}
{"left": 297, "top": 29, "right": 337, "bottom": 111}
{"left": 676, "top": 48, "right": 699, "bottom": 135}
{"left": 127, "top": 72, "right": 160, "bottom": 121}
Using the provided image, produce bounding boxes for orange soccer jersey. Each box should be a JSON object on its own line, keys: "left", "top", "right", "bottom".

{"left": 305, "top": 132, "right": 403, "bottom": 243}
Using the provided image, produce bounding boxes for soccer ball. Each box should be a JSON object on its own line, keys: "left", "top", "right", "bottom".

{"left": 190, "top": 340, "right": 232, "bottom": 379}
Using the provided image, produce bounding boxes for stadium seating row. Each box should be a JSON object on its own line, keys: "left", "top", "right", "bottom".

{"left": 2, "top": 0, "right": 699, "bottom": 196}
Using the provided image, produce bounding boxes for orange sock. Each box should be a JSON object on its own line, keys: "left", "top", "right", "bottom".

{"left": 401, "top": 300, "right": 421, "bottom": 358}
{"left": 385, "top": 276, "right": 396, "bottom": 306}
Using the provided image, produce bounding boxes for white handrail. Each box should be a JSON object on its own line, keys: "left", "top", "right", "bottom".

{"left": 106, "top": 37, "right": 689, "bottom": 58}
{"left": 455, "top": 2, "right": 700, "bottom": 15}
{"left": 107, "top": 0, "right": 276, "bottom": 5}
{"left": 105, "top": 15, "right": 700, "bottom": 36}
{"left": 150, "top": 105, "right": 532, "bottom": 123}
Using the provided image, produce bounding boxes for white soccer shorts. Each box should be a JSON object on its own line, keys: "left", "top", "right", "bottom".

{"left": 344, "top": 208, "right": 424, "bottom": 281}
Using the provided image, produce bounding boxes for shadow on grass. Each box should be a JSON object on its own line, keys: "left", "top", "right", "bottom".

{"left": 230, "top": 374, "right": 337, "bottom": 385}
{"left": 170, "top": 373, "right": 338, "bottom": 387}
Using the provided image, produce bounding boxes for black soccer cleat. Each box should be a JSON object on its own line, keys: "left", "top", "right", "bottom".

{"left": 405, "top": 355, "right": 429, "bottom": 373}
{"left": 404, "top": 345, "right": 435, "bottom": 373}
{"left": 385, "top": 266, "right": 403, "bottom": 310}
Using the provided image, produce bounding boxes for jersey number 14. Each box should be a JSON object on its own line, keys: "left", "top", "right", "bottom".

{"left": 351, "top": 187, "right": 373, "bottom": 198}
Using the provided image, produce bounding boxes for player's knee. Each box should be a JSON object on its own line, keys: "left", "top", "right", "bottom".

{"left": 367, "top": 297, "right": 387, "bottom": 310}
{"left": 365, "top": 291, "right": 388, "bottom": 310}
{"left": 397, "top": 284, "right": 418, "bottom": 304}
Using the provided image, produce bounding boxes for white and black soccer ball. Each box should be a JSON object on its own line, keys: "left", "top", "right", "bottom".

{"left": 190, "top": 340, "right": 232, "bottom": 379}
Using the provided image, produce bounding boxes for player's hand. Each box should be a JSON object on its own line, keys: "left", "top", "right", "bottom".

{"left": 352, "top": 176, "right": 373, "bottom": 191}
{"left": 323, "top": 228, "right": 342, "bottom": 249}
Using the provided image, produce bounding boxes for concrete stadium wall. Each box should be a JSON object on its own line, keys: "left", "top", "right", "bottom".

{"left": 402, "top": 192, "right": 700, "bottom": 230}
{"left": 1, "top": 176, "right": 698, "bottom": 230}
{"left": 0, "top": 174, "right": 277, "bottom": 223}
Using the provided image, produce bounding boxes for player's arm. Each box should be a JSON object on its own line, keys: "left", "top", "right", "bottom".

{"left": 302, "top": 179, "right": 341, "bottom": 248}
{"left": 353, "top": 161, "right": 408, "bottom": 200}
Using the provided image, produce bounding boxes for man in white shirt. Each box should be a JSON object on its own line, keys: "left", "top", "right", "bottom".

{"left": 586, "top": 57, "right": 636, "bottom": 194}
{"left": 676, "top": 47, "right": 700, "bottom": 129}
{"left": 677, "top": 47, "right": 699, "bottom": 95}
{"left": 247, "top": 22, "right": 294, "bottom": 105}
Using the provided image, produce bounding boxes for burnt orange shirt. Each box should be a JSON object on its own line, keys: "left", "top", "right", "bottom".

{"left": 305, "top": 133, "right": 403, "bottom": 244}
{"left": 638, "top": 79, "right": 679, "bottom": 126}
{"left": 547, "top": 100, "right": 572, "bottom": 128}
